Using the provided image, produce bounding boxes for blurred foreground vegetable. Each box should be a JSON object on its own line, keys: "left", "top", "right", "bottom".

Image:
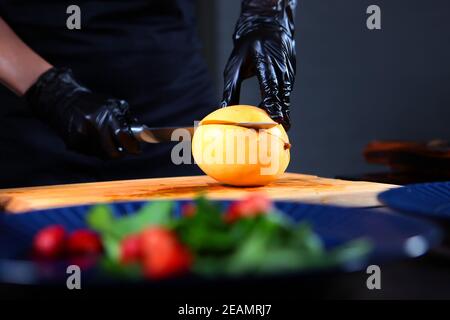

{"left": 33, "top": 226, "right": 102, "bottom": 259}
{"left": 84, "top": 194, "right": 372, "bottom": 279}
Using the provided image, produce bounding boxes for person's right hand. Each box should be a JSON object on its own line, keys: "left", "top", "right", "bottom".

{"left": 221, "top": 0, "right": 297, "bottom": 131}
{"left": 25, "top": 68, "right": 141, "bottom": 158}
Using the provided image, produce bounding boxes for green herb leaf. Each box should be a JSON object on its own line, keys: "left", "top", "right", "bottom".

{"left": 100, "top": 257, "right": 142, "bottom": 279}
{"left": 194, "top": 195, "right": 223, "bottom": 224}
{"left": 226, "top": 225, "right": 272, "bottom": 274}
{"left": 112, "top": 201, "right": 174, "bottom": 238}
{"left": 328, "top": 239, "right": 373, "bottom": 266}
{"left": 291, "top": 223, "right": 324, "bottom": 255}
{"left": 102, "top": 233, "right": 121, "bottom": 261}
{"left": 86, "top": 205, "right": 114, "bottom": 233}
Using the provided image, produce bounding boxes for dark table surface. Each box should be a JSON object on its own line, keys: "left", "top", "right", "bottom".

{"left": 1, "top": 253, "right": 449, "bottom": 300}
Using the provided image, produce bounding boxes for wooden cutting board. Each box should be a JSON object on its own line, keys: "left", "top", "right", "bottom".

{"left": 0, "top": 173, "right": 397, "bottom": 213}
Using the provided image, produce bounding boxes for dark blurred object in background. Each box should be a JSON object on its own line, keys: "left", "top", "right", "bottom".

{"left": 339, "top": 140, "right": 450, "bottom": 185}
{"left": 364, "top": 140, "right": 450, "bottom": 174}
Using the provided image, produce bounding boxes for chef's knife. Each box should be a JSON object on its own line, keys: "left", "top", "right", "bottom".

{"left": 131, "top": 122, "right": 277, "bottom": 144}
{"left": 131, "top": 125, "right": 195, "bottom": 144}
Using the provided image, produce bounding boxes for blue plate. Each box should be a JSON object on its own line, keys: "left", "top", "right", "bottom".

{"left": 0, "top": 201, "right": 443, "bottom": 285}
{"left": 379, "top": 182, "right": 450, "bottom": 220}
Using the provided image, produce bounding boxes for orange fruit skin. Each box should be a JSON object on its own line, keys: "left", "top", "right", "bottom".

{"left": 192, "top": 105, "right": 291, "bottom": 187}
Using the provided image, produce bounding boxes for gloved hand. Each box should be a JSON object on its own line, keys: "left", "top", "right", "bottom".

{"left": 221, "top": 0, "right": 297, "bottom": 131}
{"left": 25, "top": 67, "right": 140, "bottom": 158}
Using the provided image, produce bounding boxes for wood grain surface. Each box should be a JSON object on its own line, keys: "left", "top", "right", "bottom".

{"left": 0, "top": 173, "right": 397, "bottom": 213}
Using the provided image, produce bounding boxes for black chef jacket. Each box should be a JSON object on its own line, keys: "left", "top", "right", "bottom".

{"left": 0, "top": 0, "right": 216, "bottom": 188}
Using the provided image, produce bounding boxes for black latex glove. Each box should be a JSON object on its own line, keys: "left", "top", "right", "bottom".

{"left": 25, "top": 67, "right": 140, "bottom": 158}
{"left": 221, "top": 0, "right": 297, "bottom": 131}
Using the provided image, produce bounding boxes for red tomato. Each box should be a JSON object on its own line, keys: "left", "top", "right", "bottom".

{"left": 33, "top": 225, "right": 66, "bottom": 258}
{"left": 67, "top": 230, "right": 103, "bottom": 256}
{"left": 120, "top": 234, "right": 142, "bottom": 264}
{"left": 181, "top": 203, "right": 196, "bottom": 217}
{"left": 140, "top": 228, "right": 178, "bottom": 253}
{"left": 143, "top": 245, "right": 192, "bottom": 280}
{"left": 226, "top": 193, "right": 272, "bottom": 223}
{"left": 140, "top": 227, "right": 192, "bottom": 279}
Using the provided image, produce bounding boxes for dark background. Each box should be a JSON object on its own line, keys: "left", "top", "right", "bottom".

{"left": 196, "top": 0, "right": 450, "bottom": 178}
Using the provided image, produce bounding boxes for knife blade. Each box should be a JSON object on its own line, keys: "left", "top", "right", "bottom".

{"left": 131, "top": 122, "right": 278, "bottom": 144}
{"left": 130, "top": 125, "right": 194, "bottom": 144}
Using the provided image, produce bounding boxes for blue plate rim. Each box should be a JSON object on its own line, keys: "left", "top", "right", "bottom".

{"left": 378, "top": 181, "right": 450, "bottom": 219}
